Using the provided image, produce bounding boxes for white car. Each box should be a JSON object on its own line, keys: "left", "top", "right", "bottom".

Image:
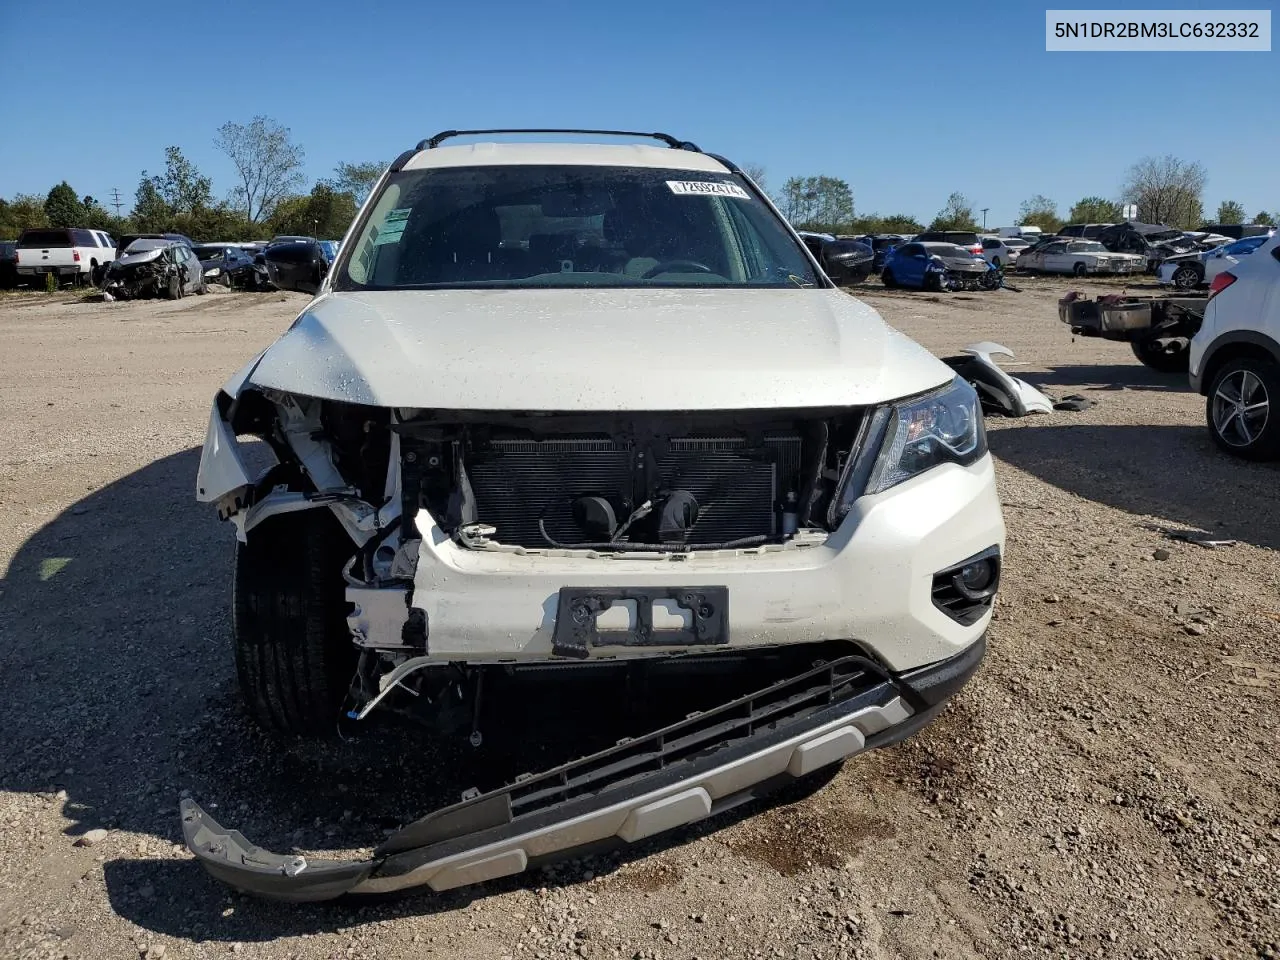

{"left": 980, "top": 236, "right": 1030, "bottom": 268}
{"left": 1189, "top": 232, "right": 1280, "bottom": 459}
{"left": 185, "top": 129, "right": 1005, "bottom": 901}
{"left": 1157, "top": 234, "right": 1274, "bottom": 290}
{"left": 1018, "top": 239, "right": 1146, "bottom": 276}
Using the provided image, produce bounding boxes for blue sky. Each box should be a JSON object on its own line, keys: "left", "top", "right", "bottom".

{"left": 0, "top": 1, "right": 1274, "bottom": 225}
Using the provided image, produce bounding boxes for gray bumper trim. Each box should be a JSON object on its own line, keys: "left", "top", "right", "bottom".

{"left": 181, "top": 637, "right": 984, "bottom": 901}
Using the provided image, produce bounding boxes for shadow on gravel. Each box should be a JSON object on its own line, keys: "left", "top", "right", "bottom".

{"left": 1017, "top": 362, "right": 1191, "bottom": 393}
{"left": 989, "top": 424, "right": 1280, "bottom": 551}
{"left": 0, "top": 448, "right": 848, "bottom": 939}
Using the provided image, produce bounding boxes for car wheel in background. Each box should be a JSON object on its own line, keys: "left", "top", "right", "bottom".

{"left": 991, "top": 257, "right": 1002, "bottom": 269}
{"left": 1172, "top": 265, "right": 1200, "bottom": 290}
{"left": 1072, "top": 262, "right": 1088, "bottom": 277}
{"left": 1206, "top": 356, "right": 1280, "bottom": 460}
{"left": 881, "top": 268, "right": 898, "bottom": 288}
{"left": 167, "top": 274, "right": 182, "bottom": 300}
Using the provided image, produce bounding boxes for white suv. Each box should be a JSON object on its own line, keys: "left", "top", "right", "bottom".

{"left": 1189, "top": 232, "right": 1280, "bottom": 458}
{"left": 185, "top": 130, "right": 1005, "bottom": 900}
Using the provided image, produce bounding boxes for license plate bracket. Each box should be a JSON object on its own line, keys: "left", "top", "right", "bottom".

{"left": 552, "top": 586, "right": 729, "bottom": 659}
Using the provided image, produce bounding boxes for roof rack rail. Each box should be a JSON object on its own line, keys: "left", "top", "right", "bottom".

{"left": 417, "top": 129, "right": 702, "bottom": 152}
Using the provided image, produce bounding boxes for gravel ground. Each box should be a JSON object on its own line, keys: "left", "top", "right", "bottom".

{"left": 0, "top": 279, "right": 1276, "bottom": 960}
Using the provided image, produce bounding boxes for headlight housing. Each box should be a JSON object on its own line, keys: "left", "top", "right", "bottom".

{"left": 829, "top": 377, "right": 986, "bottom": 525}
{"left": 204, "top": 267, "right": 221, "bottom": 277}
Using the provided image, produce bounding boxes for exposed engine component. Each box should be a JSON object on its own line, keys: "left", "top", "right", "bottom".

{"left": 394, "top": 410, "right": 862, "bottom": 552}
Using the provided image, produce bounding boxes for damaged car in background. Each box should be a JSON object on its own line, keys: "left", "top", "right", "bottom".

{"left": 193, "top": 243, "right": 266, "bottom": 289}
{"left": 186, "top": 129, "right": 1004, "bottom": 901}
{"left": 882, "top": 241, "right": 1001, "bottom": 291}
{"left": 103, "top": 238, "right": 207, "bottom": 300}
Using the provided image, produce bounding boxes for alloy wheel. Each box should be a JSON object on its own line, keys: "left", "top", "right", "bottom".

{"left": 1212, "top": 369, "right": 1270, "bottom": 447}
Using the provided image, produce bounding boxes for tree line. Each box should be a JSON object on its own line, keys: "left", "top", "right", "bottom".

{"left": 3, "top": 140, "right": 1274, "bottom": 244}
{"left": 0, "top": 116, "right": 385, "bottom": 243}
{"left": 754, "top": 155, "right": 1274, "bottom": 236}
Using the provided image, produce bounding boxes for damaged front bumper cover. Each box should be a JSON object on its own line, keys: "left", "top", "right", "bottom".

{"left": 180, "top": 635, "right": 985, "bottom": 902}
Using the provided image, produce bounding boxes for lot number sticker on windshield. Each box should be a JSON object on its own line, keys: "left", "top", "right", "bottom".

{"left": 667, "top": 180, "right": 750, "bottom": 199}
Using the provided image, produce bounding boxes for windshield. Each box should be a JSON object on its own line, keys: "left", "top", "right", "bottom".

{"left": 1072, "top": 241, "right": 1107, "bottom": 252}
{"left": 123, "top": 239, "right": 167, "bottom": 254}
{"left": 1003, "top": 238, "right": 1030, "bottom": 248}
{"left": 337, "top": 165, "right": 820, "bottom": 290}
{"left": 192, "top": 245, "right": 230, "bottom": 259}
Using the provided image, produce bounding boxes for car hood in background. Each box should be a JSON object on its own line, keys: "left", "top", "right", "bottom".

{"left": 235, "top": 288, "right": 954, "bottom": 410}
{"left": 935, "top": 256, "right": 987, "bottom": 272}
{"left": 113, "top": 248, "right": 165, "bottom": 268}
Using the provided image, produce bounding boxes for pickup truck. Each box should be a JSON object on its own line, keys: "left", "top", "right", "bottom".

{"left": 14, "top": 227, "right": 114, "bottom": 287}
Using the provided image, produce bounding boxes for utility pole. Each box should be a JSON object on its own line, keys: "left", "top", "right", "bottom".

{"left": 109, "top": 188, "right": 124, "bottom": 216}
{"left": 981, "top": 208, "right": 989, "bottom": 229}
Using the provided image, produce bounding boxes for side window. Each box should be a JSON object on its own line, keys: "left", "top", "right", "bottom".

{"left": 801, "top": 236, "right": 824, "bottom": 258}
{"left": 1046, "top": 243, "right": 1067, "bottom": 254}
{"left": 70, "top": 229, "right": 94, "bottom": 246}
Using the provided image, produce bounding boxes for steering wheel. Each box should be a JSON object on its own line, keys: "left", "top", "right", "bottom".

{"left": 641, "top": 260, "right": 714, "bottom": 279}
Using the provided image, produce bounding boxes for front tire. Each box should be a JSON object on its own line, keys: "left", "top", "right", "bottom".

{"left": 1172, "top": 264, "right": 1201, "bottom": 290}
{"left": 1206, "top": 356, "right": 1280, "bottom": 460}
{"left": 232, "top": 512, "right": 358, "bottom": 734}
{"left": 881, "top": 268, "right": 898, "bottom": 289}
{"left": 1072, "top": 262, "right": 1088, "bottom": 277}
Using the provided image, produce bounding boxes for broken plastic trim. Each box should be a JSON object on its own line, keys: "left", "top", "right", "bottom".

{"left": 180, "top": 636, "right": 985, "bottom": 901}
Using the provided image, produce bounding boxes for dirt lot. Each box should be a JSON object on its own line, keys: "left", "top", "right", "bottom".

{"left": 0, "top": 279, "right": 1277, "bottom": 960}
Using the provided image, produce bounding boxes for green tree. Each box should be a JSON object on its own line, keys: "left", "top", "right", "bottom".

{"left": 929, "top": 193, "right": 978, "bottom": 232}
{"left": 1067, "top": 196, "right": 1123, "bottom": 224}
{"left": 777, "top": 175, "right": 854, "bottom": 233}
{"left": 44, "top": 182, "right": 87, "bottom": 227}
{"left": 332, "top": 160, "right": 387, "bottom": 205}
{"left": 845, "top": 213, "right": 923, "bottom": 235}
{"left": 1214, "top": 200, "right": 1247, "bottom": 225}
{"left": 1255, "top": 210, "right": 1275, "bottom": 227}
{"left": 0, "top": 194, "right": 50, "bottom": 237}
{"left": 1017, "top": 195, "right": 1061, "bottom": 233}
{"left": 215, "top": 116, "right": 306, "bottom": 222}
{"left": 132, "top": 177, "right": 174, "bottom": 232}
{"left": 1121, "top": 154, "right": 1206, "bottom": 228}
{"left": 267, "top": 183, "right": 359, "bottom": 239}
{"left": 151, "top": 146, "right": 213, "bottom": 213}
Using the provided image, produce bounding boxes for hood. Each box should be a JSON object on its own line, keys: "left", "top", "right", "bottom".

{"left": 114, "top": 247, "right": 166, "bottom": 268}
{"left": 239, "top": 288, "right": 954, "bottom": 411}
{"left": 1160, "top": 250, "right": 1204, "bottom": 264}
{"left": 936, "top": 256, "right": 986, "bottom": 271}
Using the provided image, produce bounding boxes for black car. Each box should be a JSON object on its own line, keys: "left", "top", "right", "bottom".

{"left": 1197, "top": 222, "right": 1273, "bottom": 240}
{"left": 1095, "top": 221, "right": 1197, "bottom": 270}
{"left": 854, "top": 234, "right": 910, "bottom": 272}
{"left": 798, "top": 234, "right": 874, "bottom": 285}
{"left": 192, "top": 244, "right": 263, "bottom": 289}
{"left": 0, "top": 241, "right": 16, "bottom": 289}
{"left": 260, "top": 239, "right": 331, "bottom": 294}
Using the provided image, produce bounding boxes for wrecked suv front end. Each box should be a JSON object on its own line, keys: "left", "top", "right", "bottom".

{"left": 185, "top": 135, "right": 1004, "bottom": 900}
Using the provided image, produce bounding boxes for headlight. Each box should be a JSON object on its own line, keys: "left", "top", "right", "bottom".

{"left": 204, "top": 267, "right": 221, "bottom": 277}
{"left": 828, "top": 378, "right": 987, "bottom": 525}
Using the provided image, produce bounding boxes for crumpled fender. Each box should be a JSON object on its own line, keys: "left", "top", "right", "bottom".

{"left": 194, "top": 355, "right": 267, "bottom": 509}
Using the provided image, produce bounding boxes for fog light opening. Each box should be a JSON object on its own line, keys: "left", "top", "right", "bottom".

{"left": 953, "top": 559, "right": 998, "bottom": 601}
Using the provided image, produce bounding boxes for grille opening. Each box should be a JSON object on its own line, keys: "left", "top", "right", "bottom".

{"left": 399, "top": 409, "right": 867, "bottom": 551}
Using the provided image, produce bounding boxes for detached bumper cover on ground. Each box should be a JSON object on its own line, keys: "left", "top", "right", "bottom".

{"left": 181, "top": 635, "right": 985, "bottom": 902}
